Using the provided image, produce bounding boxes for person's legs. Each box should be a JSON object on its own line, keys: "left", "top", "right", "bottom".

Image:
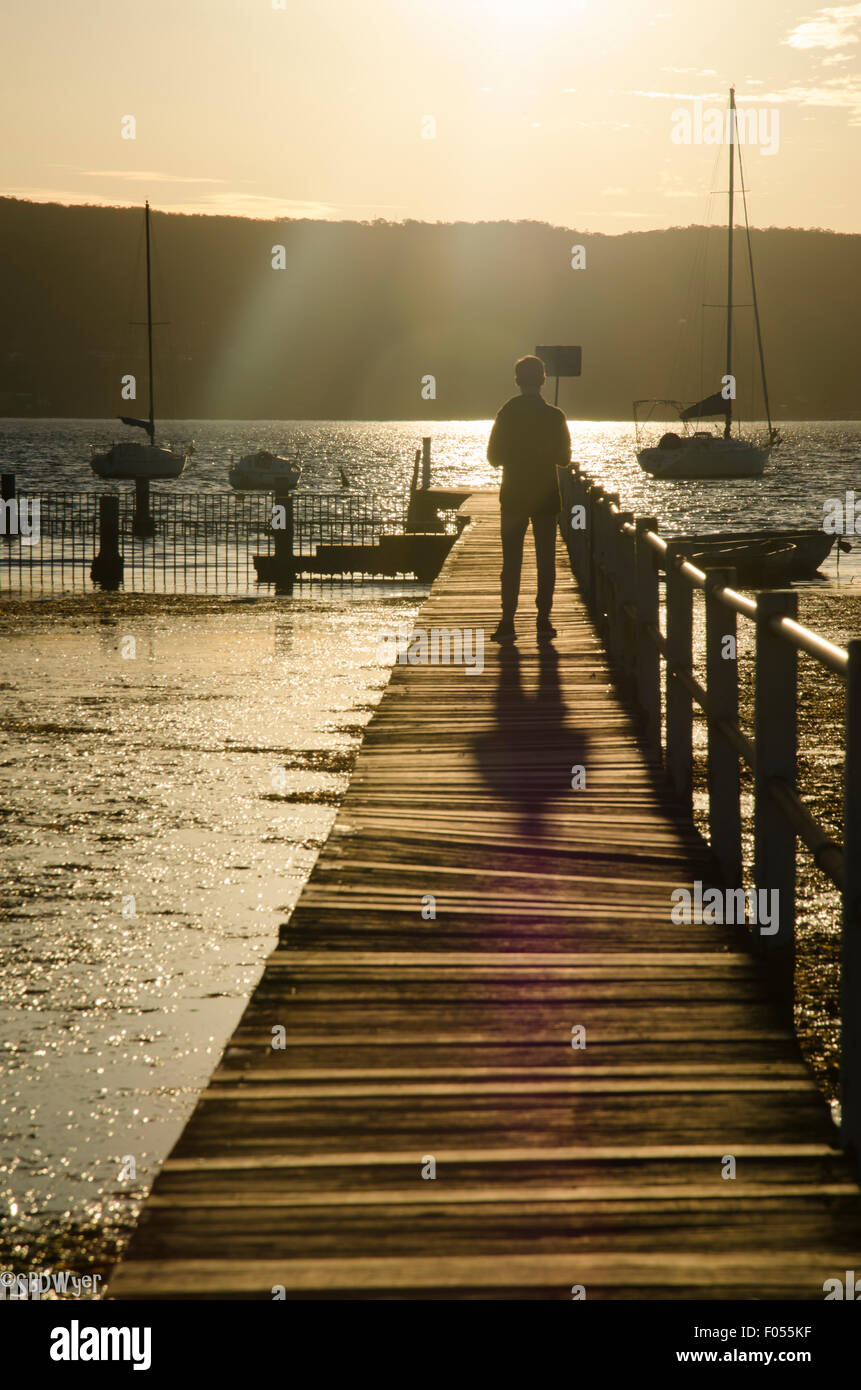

{"left": 532, "top": 512, "right": 559, "bottom": 623}
{"left": 499, "top": 510, "right": 529, "bottom": 627}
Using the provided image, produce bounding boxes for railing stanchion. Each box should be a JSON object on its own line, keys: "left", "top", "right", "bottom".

{"left": 589, "top": 485, "right": 604, "bottom": 626}
{"left": 560, "top": 466, "right": 586, "bottom": 586}
{"left": 601, "top": 492, "right": 620, "bottom": 658}
{"left": 579, "top": 476, "right": 592, "bottom": 607}
{"left": 560, "top": 466, "right": 861, "bottom": 1154}
{"left": 575, "top": 467, "right": 588, "bottom": 584}
{"left": 665, "top": 547, "right": 693, "bottom": 816}
{"left": 615, "top": 511, "right": 634, "bottom": 686}
{"left": 604, "top": 494, "right": 620, "bottom": 660}
{"left": 754, "top": 590, "right": 798, "bottom": 1020}
{"left": 635, "top": 518, "right": 661, "bottom": 755}
{"left": 841, "top": 640, "right": 861, "bottom": 1173}
{"left": 705, "top": 567, "right": 742, "bottom": 888}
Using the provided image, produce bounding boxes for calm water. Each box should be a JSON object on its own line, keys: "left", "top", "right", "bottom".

{"left": 3, "top": 416, "right": 860, "bottom": 577}
{"left": 1, "top": 418, "right": 860, "bottom": 1287}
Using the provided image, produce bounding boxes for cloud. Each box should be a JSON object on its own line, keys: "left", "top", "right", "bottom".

{"left": 630, "top": 89, "right": 728, "bottom": 101}
{"left": 3, "top": 188, "right": 142, "bottom": 209}
{"left": 2, "top": 188, "right": 372, "bottom": 219}
{"left": 629, "top": 81, "right": 861, "bottom": 122}
{"left": 784, "top": 3, "right": 861, "bottom": 51}
{"left": 187, "top": 192, "right": 346, "bottom": 218}
{"left": 769, "top": 78, "right": 861, "bottom": 121}
{"left": 80, "top": 170, "right": 229, "bottom": 185}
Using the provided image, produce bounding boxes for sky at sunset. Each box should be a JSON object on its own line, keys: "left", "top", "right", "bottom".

{"left": 2, "top": 0, "right": 860, "bottom": 232}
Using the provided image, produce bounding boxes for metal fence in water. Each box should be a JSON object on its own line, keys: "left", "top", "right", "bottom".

{"left": 0, "top": 489, "right": 420, "bottom": 594}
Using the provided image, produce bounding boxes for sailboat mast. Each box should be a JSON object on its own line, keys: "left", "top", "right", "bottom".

{"left": 145, "top": 201, "right": 155, "bottom": 445}
{"left": 725, "top": 88, "right": 735, "bottom": 440}
{"left": 736, "top": 137, "right": 775, "bottom": 442}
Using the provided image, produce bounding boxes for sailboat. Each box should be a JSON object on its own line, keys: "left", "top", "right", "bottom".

{"left": 91, "top": 202, "right": 192, "bottom": 480}
{"left": 635, "top": 89, "right": 779, "bottom": 479}
{"left": 228, "top": 448, "right": 302, "bottom": 492}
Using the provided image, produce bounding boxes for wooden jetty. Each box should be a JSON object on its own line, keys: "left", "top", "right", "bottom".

{"left": 109, "top": 490, "right": 861, "bottom": 1300}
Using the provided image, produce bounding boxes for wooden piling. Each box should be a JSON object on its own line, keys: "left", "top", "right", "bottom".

{"left": 90, "top": 495, "right": 124, "bottom": 587}
{"left": 705, "top": 568, "right": 742, "bottom": 889}
{"left": 634, "top": 518, "right": 661, "bottom": 755}
{"left": 133, "top": 476, "right": 155, "bottom": 538}
{"left": 842, "top": 640, "right": 861, "bottom": 1170}
{"left": 665, "top": 547, "right": 694, "bottom": 817}
{"left": 270, "top": 492, "right": 295, "bottom": 591}
{"left": 753, "top": 591, "right": 799, "bottom": 1019}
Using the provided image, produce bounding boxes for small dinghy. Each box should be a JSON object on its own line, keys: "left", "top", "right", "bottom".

{"left": 228, "top": 450, "right": 302, "bottom": 492}
{"left": 668, "top": 528, "right": 838, "bottom": 585}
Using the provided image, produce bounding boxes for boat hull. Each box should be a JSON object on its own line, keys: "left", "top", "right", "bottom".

{"left": 91, "top": 443, "right": 188, "bottom": 480}
{"left": 228, "top": 452, "right": 302, "bottom": 492}
{"left": 638, "top": 439, "right": 769, "bottom": 478}
{"left": 669, "top": 528, "right": 836, "bottom": 584}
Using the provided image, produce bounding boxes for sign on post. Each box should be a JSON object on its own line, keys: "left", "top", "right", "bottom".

{"left": 535, "top": 345, "right": 582, "bottom": 405}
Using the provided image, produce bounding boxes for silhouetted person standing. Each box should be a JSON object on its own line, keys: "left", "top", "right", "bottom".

{"left": 487, "top": 355, "right": 571, "bottom": 641}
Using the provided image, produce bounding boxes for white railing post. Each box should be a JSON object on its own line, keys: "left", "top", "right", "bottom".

{"left": 841, "top": 640, "right": 861, "bottom": 1171}
{"left": 604, "top": 492, "right": 621, "bottom": 661}
{"left": 586, "top": 482, "right": 602, "bottom": 618}
{"left": 705, "top": 568, "right": 742, "bottom": 889}
{"left": 635, "top": 518, "right": 661, "bottom": 756}
{"left": 566, "top": 467, "right": 586, "bottom": 582}
{"left": 665, "top": 547, "right": 693, "bottom": 816}
{"left": 615, "top": 511, "right": 635, "bottom": 687}
{"left": 591, "top": 488, "right": 606, "bottom": 634}
{"left": 754, "top": 591, "right": 798, "bottom": 1021}
{"left": 595, "top": 491, "right": 611, "bottom": 642}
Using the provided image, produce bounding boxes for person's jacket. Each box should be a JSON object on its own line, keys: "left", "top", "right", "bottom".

{"left": 487, "top": 393, "right": 571, "bottom": 515}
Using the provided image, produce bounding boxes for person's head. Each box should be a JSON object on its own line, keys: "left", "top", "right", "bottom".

{"left": 514, "top": 355, "right": 546, "bottom": 395}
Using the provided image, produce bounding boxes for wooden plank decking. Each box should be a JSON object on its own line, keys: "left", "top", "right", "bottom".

{"left": 110, "top": 492, "right": 861, "bottom": 1300}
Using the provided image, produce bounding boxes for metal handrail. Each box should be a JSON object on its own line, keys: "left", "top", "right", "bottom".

{"left": 648, "top": 526, "right": 847, "bottom": 673}
{"left": 772, "top": 615, "right": 849, "bottom": 676}
{"left": 560, "top": 460, "right": 861, "bottom": 1177}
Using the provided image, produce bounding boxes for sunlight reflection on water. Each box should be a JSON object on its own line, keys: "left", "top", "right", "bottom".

{"left": 2, "top": 416, "right": 861, "bottom": 1280}
{"left": 0, "top": 589, "right": 421, "bottom": 1272}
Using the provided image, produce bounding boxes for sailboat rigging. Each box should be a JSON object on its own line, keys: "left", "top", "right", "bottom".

{"left": 635, "top": 88, "right": 779, "bottom": 479}
{"left": 91, "top": 201, "right": 192, "bottom": 479}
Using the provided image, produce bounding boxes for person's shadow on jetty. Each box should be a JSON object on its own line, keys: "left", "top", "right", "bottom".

{"left": 472, "top": 640, "right": 589, "bottom": 842}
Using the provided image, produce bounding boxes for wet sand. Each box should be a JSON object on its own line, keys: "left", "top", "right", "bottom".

{"left": 0, "top": 589, "right": 421, "bottom": 1288}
